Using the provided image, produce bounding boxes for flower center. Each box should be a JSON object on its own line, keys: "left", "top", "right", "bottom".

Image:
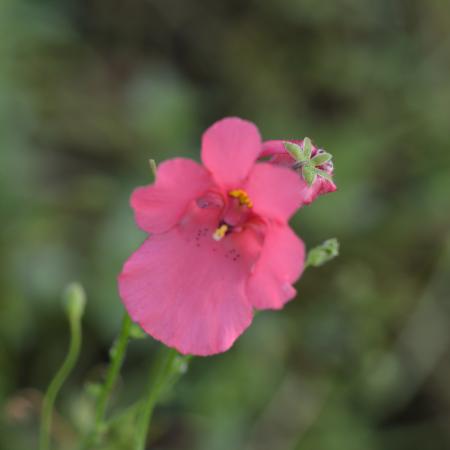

{"left": 211, "top": 189, "right": 253, "bottom": 241}
{"left": 228, "top": 189, "right": 253, "bottom": 208}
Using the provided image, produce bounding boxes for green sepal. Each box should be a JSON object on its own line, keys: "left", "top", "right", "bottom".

{"left": 302, "top": 137, "right": 313, "bottom": 159}
{"left": 315, "top": 168, "right": 333, "bottom": 182}
{"left": 284, "top": 141, "right": 305, "bottom": 161}
{"left": 302, "top": 164, "right": 317, "bottom": 186}
{"left": 306, "top": 238, "right": 339, "bottom": 268}
{"left": 311, "top": 152, "right": 332, "bottom": 166}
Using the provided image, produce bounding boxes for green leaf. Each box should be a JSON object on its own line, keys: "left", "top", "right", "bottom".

{"left": 302, "top": 137, "right": 313, "bottom": 159}
{"left": 306, "top": 238, "right": 340, "bottom": 268}
{"left": 302, "top": 164, "right": 317, "bottom": 186}
{"left": 284, "top": 141, "right": 305, "bottom": 161}
{"left": 315, "top": 168, "right": 333, "bottom": 182}
{"left": 311, "top": 152, "right": 332, "bottom": 166}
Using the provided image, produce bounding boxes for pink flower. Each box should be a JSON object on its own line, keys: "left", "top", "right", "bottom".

{"left": 118, "top": 118, "right": 308, "bottom": 356}
{"left": 261, "top": 139, "right": 336, "bottom": 205}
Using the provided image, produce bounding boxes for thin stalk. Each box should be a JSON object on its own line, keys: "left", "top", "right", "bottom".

{"left": 83, "top": 313, "right": 132, "bottom": 447}
{"left": 39, "top": 311, "right": 82, "bottom": 450}
{"left": 134, "top": 348, "right": 179, "bottom": 450}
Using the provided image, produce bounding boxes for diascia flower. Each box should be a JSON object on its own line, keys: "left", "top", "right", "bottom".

{"left": 119, "top": 118, "right": 330, "bottom": 356}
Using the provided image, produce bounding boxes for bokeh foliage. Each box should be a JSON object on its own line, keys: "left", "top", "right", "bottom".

{"left": 1, "top": 0, "right": 449, "bottom": 449}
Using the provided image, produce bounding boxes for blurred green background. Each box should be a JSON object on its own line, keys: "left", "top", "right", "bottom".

{"left": 1, "top": 0, "right": 450, "bottom": 449}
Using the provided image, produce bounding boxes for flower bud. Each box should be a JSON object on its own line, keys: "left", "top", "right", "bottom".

{"left": 306, "top": 238, "right": 339, "bottom": 267}
{"left": 63, "top": 282, "right": 86, "bottom": 321}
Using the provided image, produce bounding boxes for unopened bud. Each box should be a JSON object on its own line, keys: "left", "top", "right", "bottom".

{"left": 63, "top": 282, "right": 86, "bottom": 320}
{"left": 306, "top": 238, "right": 339, "bottom": 268}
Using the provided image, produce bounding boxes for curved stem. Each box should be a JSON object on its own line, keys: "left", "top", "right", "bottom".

{"left": 83, "top": 313, "right": 132, "bottom": 448}
{"left": 134, "top": 348, "right": 179, "bottom": 450}
{"left": 39, "top": 313, "right": 82, "bottom": 450}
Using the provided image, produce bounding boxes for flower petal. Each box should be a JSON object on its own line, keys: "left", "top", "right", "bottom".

{"left": 201, "top": 117, "right": 261, "bottom": 187}
{"left": 118, "top": 205, "right": 262, "bottom": 356}
{"left": 297, "top": 175, "right": 337, "bottom": 206}
{"left": 244, "top": 163, "right": 304, "bottom": 222}
{"left": 247, "top": 223, "right": 305, "bottom": 310}
{"left": 260, "top": 139, "right": 303, "bottom": 158}
{"left": 131, "top": 158, "right": 212, "bottom": 234}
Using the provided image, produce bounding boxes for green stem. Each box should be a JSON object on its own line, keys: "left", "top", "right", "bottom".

{"left": 134, "top": 348, "right": 179, "bottom": 450}
{"left": 83, "top": 313, "right": 132, "bottom": 447}
{"left": 39, "top": 311, "right": 82, "bottom": 450}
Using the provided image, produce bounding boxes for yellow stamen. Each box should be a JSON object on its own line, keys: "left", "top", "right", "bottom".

{"left": 228, "top": 189, "right": 253, "bottom": 208}
{"left": 212, "top": 224, "right": 229, "bottom": 241}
